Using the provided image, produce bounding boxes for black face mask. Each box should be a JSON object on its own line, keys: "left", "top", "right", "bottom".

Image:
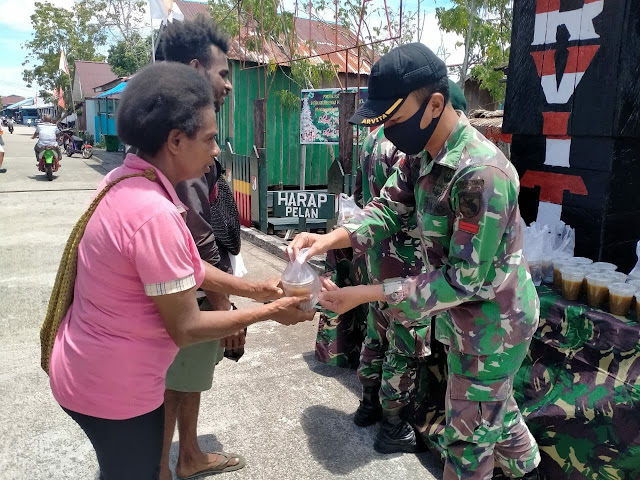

{"left": 384, "top": 97, "right": 443, "bottom": 155}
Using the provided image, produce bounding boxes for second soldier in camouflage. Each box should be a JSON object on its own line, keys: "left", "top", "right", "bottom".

{"left": 353, "top": 124, "right": 430, "bottom": 453}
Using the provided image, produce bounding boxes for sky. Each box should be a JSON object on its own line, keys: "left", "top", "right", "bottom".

{"left": 0, "top": 0, "right": 462, "bottom": 98}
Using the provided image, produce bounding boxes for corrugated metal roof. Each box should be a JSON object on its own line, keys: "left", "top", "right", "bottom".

{"left": 174, "top": 0, "right": 372, "bottom": 75}
{"left": 74, "top": 61, "right": 118, "bottom": 99}
{"left": 2, "top": 95, "right": 25, "bottom": 108}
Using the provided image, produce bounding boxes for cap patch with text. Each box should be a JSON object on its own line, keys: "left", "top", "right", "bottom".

{"left": 350, "top": 43, "right": 448, "bottom": 127}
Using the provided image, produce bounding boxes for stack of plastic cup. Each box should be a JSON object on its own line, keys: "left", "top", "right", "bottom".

{"left": 561, "top": 267, "right": 586, "bottom": 301}
{"left": 608, "top": 283, "right": 637, "bottom": 316}
{"left": 585, "top": 272, "right": 616, "bottom": 309}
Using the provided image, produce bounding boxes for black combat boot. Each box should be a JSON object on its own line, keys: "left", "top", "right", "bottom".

{"left": 353, "top": 385, "right": 382, "bottom": 427}
{"left": 373, "top": 407, "right": 419, "bottom": 454}
{"left": 519, "top": 468, "right": 541, "bottom": 480}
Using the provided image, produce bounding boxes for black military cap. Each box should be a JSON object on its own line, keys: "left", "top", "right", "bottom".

{"left": 350, "top": 43, "right": 448, "bottom": 126}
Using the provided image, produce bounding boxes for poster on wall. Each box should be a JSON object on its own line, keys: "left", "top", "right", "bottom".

{"left": 300, "top": 88, "right": 368, "bottom": 144}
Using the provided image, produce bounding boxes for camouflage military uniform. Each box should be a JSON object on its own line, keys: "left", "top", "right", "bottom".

{"left": 355, "top": 125, "right": 431, "bottom": 410}
{"left": 343, "top": 113, "right": 541, "bottom": 478}
{"left": 315, "top": 247, "right": 369, "bottom": 369}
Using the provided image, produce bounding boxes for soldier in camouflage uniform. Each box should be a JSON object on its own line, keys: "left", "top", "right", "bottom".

{"left": 291, "top": 43, "right": 541, "bottom": 479}
{"left": 353, "top": 125, "right": 430, "bottom": 453}
{"left": 353, "top": 81, "right": 466, "bottom": 453}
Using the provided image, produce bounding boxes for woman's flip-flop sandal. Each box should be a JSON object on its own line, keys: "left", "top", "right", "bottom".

{"left": 177, "top": 452, "right": 246, "bottom": 479}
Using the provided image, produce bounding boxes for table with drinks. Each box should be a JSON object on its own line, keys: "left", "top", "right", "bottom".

{"left": 414, "top": 256, "right": 640, "bottom": 479}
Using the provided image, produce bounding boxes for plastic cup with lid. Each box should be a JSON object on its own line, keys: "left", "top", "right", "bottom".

{"left": 609, "top": 272, "right": 628, "bottom": 283}
{"left": 585, "top": 272, "right": 615, "bottom": 309}
{"left": 591, "top": 262, "right": 617, "bottom": 272}
{"left": 572, "top": 257, "right": 593, "bottom": 266}
{"left": 553, "top": 258, "right": 577, "bottom": 287}
{"left": 561, "top": 267, "right": 585, "bottom": 301}
{"left": 608, "top": 282, "right": 637, "bottom": 316}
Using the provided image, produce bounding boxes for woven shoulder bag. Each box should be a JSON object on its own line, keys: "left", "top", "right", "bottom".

{"left": 40, "top": 168, "right": 158, "bottom": 374}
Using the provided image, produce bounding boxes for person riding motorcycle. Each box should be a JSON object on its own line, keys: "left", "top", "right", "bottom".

{"left": 32, "top": 115, "right": 62, "bottom": 162}
{"left": 7, "top": 118, "right": 14, "bottom": 134}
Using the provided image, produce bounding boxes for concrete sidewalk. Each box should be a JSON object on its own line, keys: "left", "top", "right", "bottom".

{"left": 0, "top": 125, "right": 443, "bottom": 480}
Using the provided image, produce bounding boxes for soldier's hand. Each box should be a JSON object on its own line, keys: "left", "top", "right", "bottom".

{"left": 250, "top": 277, "right": 284, "bottom": 302}
{"left": 288, "top": 232, "right": 325, "bottom": 261}
{"left": 318, "top": 278, "right": 373, "bottom": 315}
{"left": 268, "top": 296, "right": 316, "bottom": 325}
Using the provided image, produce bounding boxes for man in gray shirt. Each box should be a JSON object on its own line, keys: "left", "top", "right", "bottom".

{"left": 159, "top": 17, "right": 278, "bottom": 479}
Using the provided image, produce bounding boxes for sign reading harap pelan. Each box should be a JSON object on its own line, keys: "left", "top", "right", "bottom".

{"left": 271, "top": 191, "right": 335, "bottom": 219}
{"left": 300, "top": 88, "right": 368, "bottom": 144}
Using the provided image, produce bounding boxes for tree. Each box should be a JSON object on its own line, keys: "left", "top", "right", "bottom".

{"left": 95, "top": 0, "right": 147, "bottom": 49}
{"left": 436, "top": 0, "right": 512, "bottom": 103}
{"left": 22, "top": 1, "right": 107, "bottom": 100}
{"left": 108, "top": 33, "right": 151, "bottom": 76}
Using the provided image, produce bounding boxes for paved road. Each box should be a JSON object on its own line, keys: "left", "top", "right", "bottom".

{"left": 0, "top": 125, "right": 443, "bottom": 480}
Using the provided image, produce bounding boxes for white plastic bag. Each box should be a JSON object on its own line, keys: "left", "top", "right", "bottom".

{"left": 629, "top": 241, "right": 640, "bottom": 280}
{"left": 281, "top": 248, "right": 320, "bottom": 312}
{"left": 524, "top": 221, "right": 576, "bottom": 285}
{"left": 523, "top": 222, "right": 546, "bottom": 286}
{"left": 337, "top": 194, "right": 362, "bottom": 226}
{"left": 230, "top": 253, "right": 248, "bottom": 278}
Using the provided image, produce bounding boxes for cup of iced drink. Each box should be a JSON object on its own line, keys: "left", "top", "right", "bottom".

{"left": 553, "top": 258, "right": 575, "bottom": 288}
{"left": 585, "top": 273, "right": 614, "bottom": 309}
{"left": 561, "top": 267, "right": 585, "bottom": 301}
{"left": 608, "top": 283, "right": 636, "bottom": 316}
{"left": 635, "top": 292, "right": 640, "bottom": 322}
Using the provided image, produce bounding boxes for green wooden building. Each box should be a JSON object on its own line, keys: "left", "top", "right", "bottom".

{"left": 174, "top": 0, "right": 372, "bottom": 188}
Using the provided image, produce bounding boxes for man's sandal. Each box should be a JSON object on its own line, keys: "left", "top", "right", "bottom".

{"left": 177, "top": 452, "right": 246, "bottom": 479}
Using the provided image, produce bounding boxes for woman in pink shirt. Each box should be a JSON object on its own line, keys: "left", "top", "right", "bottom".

{"left": 48, "top": 63, "right": 314, "bottom": 480}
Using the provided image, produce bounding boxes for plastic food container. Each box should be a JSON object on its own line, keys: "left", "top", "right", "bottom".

{"left": 608, "top": 283, "right": 636, "bottom": 316}
{"left": 553, "top": 258, "right": 576, "bottom": 288}
{"left": 561, "top": 267, "right": 585, "bottom": 301}
{"left": 281, "top": 249, "right": 321, "bottom": 312}
{"left": 585, "top": 273, "right": 615, "bottom": 309}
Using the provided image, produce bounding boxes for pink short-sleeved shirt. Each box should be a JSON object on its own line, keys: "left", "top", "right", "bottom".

{"left": 49, "top": 154, "right": 204, "bottom": 420}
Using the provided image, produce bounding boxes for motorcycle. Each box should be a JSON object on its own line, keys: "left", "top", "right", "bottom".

{"left": 61, "top": 129, "right": 93, "bottom": 159}
{"left": 8, "top": 122, "right": 13, "bottom": 134}
{"left": 37, "top": 146, "right": 61, "bottom": 181}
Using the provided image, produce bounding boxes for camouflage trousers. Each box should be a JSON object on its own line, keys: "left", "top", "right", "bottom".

{"left": 358, "top": 303, "right": 431, "bottom": 409}
{"left": 315, "top": 248, "right": 369, "bottom": 369}
{"left": 440, "top": 342, "right": 540, "bottom": 479}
